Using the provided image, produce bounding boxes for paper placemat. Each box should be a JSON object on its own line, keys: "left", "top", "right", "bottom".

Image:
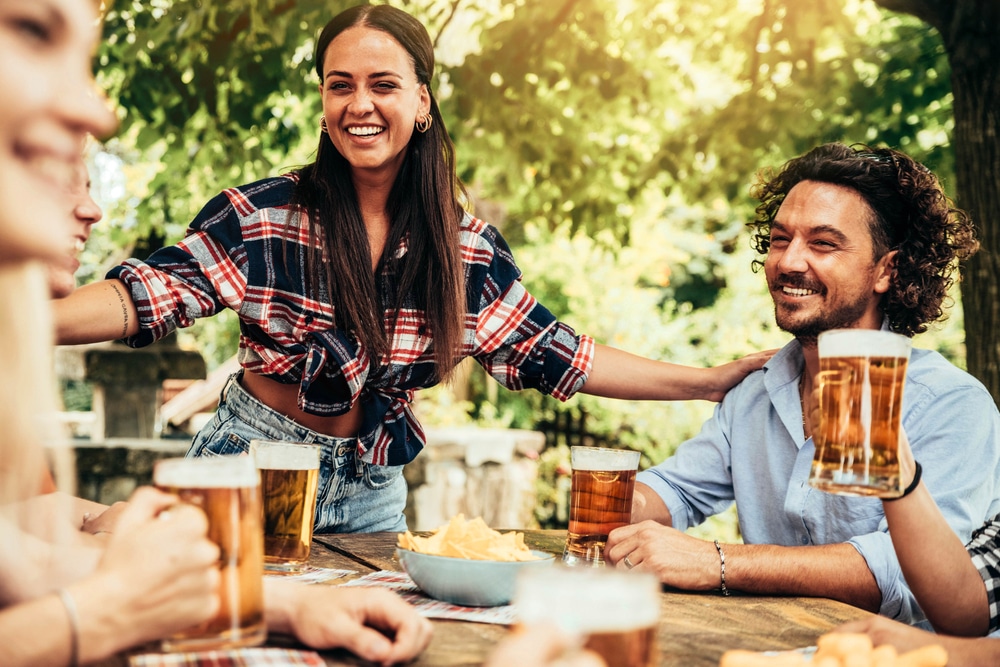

{"left": 129, "top": 647, "right": 325, "bottom": 666}
{"left": 763, "top": 646, "right": 817, "bottom": 657}
{"left": 342, "top": 570, "right": 517, "bottom": 624}
{"left": 263, "top": 565, "right": 356, "bottom": 584}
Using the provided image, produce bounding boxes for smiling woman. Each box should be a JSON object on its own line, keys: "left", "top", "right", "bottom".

{"left": 0, "top": 0, "right": 116, "bottom": 511}
{"left": 53, "top": 3, "right": 770, "bottom": 537}
{"left": 0, "top": 0, "right": 115, "bottom": 268}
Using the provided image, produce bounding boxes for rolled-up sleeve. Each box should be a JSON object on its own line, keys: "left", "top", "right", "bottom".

{"left": 637, "top": 399, "right": 737, "bottom": 533}
{"left": 107, "top": 191, "right": 248, "bottom": 348}
{"left": 465, "top": 220, "right": 593, "bottom": 400}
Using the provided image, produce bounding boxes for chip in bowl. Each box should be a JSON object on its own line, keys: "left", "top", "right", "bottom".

{"left": 396, "top": 515, "right": 554, "bottom": 606}
{"left": 397, "top": 514, "right": 542, "bottom": 561}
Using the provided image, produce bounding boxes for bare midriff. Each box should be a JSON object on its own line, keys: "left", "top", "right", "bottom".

{"left": 239, "top": 370, "right": 362, "bottom": 439}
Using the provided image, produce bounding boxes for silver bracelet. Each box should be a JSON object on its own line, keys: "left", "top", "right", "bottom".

{"left": 56, "top": 588, "right": 80, "bottom": 667}
{"left": 714, "top": 540, "right": 730, "bottom": 596}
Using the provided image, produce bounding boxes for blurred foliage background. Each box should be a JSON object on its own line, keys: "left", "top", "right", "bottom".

{"left": 78, "top": 0, "right": 989, "bottom": 530}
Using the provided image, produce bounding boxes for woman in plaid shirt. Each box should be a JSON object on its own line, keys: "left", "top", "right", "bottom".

{"left": 55, "top": 5, "right": 769, "bottom": 533}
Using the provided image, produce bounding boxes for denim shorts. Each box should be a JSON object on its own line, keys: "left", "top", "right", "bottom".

{"left": 185, "top": 371, "right": 407, "bottom": 534}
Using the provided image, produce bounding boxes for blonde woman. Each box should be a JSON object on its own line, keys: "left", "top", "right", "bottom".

{"left": 0, "top": 0, "right": 433, "bottom": 664}
{"left": 0, "top": 0, "right": 227, "bottom": 662}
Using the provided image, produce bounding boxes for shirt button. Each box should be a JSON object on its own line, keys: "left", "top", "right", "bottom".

{"left": 800, "top": 537, "right": 809, "bottom": 545}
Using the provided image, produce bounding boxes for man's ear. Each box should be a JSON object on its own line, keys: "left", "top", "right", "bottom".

{"left": 874, "top": 249, "right": 898, "bottom": 294}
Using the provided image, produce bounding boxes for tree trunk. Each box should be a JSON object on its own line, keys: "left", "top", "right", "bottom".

{"left": 944, "top": 2, "right": 1000, "bottom": 402}
{"left": 875, "top": 0, "right": 1000, "bottom": 401}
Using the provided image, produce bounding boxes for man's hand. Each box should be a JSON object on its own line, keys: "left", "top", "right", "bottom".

{"left": 265, "top": 581, "right": 433, "bottom": 666}
{"left": 605, "top": 521, "right": 720, "bottom": 590}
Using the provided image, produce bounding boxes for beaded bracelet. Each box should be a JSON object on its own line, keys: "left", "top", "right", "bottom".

{"left": 56, "top": 588, "right": 80, "bottom": 667}
{"left": 713, "top": 539, "right": 730, "bottom": 596}
{"left": 885, "top": 461, "right": 922, "bottom": 502}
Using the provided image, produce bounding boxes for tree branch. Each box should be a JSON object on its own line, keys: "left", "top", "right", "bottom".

{"left": 432, "top": 0, "right": 464, "bottom": 50}
{"left": 870, "top": 0, "right": 951, "bottom": 33}
{"left": 747, "top": 0, "right": 772, "bottom": 90}
{"left": 548, "top": 0, "right": 581, "bottom": 33}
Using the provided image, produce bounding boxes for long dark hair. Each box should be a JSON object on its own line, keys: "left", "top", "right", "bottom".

{"left": 291, "top": 4, "right": 466, "bottom": 380}
{"left": 749, "top": 143, "right": 978, "bottom": 336}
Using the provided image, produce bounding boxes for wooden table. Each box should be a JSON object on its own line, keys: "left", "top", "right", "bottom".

{"left": 299, "top": 531, "right": 872, "bottom": 667}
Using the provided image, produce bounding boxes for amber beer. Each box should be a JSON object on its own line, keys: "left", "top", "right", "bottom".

{"left": 563, "top": 446, "right": 640, "bottom": 566}
{"left": 810, "top": 329, "right": 912, "bottom": 497}
{"left": 515, "top": 566, "right": 659, "bottom": 667}
{"left": 153, "top": 457, "right": 265, "bottom": 652}
{"left": 250, "top": 440, "right": 321, "bottom": 574}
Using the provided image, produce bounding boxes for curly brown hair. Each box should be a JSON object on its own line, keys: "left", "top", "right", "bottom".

{"left": 748, "top": 143, "right": 979, "bottom": 336}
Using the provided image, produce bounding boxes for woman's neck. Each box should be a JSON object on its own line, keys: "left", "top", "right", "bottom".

{"left": 352, "top": 173, "right": 394, "bottom": 270}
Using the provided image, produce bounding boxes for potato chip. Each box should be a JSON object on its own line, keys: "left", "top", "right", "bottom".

{"left": 396, "top": 514, "right": 542, "bottom": 561}
{"left": 717, "top": 631, "right": 948, "bottom": 667}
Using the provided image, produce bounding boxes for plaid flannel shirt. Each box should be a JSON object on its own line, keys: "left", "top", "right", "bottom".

{"left": 967, "top": 514, "right": 1000, "bottom": 633}
{"left": 108, "top": 175, "right": 594, "bottom": 465}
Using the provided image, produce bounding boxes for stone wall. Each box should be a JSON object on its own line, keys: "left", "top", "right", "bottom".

{"left": 64, "top": 426, "right": 545, "bottom": 529}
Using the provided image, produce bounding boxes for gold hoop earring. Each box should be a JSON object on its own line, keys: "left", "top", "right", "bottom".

{"left": 415, "top": 114, "right": 433, "bottom": 133}
{"left": 320, "top": 115, "right": 329, "bottom": 132}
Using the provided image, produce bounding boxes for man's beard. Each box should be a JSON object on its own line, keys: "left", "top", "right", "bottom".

{"left": 771, "top": 275, "right": 874, "bottom": 346}
{"left": 774, "top": 299, "right": 873, "bottom": 346}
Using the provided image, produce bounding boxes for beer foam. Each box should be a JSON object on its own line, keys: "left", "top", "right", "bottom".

{"left": 570, "top": 446, "right": 641, "bottom": 472}
{"left": 516, "top": 567, "right": 660, "bottom": 631}
{"left": 818, "top": 329, "right": 911, "bottom": 358}
{"left": 253, "top": 443, "right": 321, "bottom": 470}
{"left": 154, "top": 456, "right": 259, "bottom": 488}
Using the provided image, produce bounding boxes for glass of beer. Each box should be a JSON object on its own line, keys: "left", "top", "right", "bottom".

{"left": 562, "top": 446, "right": 641, "bottom": 567}
{"left": 249, "top": 439, "right": 321, "bottom": 574}
{"left": 153, "top": 456, "right": 265, "bottom": 652}
{"left": 810, "top": 328, "right": 912, "bottom": 497}
{"left": 515, "top": 565, "right": 660, "bottom": 667}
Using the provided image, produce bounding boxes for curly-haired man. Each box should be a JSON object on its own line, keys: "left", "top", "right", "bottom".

{"left": 605, "top": 143, "right": 1000, "bottom": 628}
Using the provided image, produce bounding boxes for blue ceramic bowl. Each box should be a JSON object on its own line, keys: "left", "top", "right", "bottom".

{"left": 396, "top": 547, "right": 555, "bottom": 607}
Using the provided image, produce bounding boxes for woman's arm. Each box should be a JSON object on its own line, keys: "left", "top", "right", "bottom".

{"left": 52, "top": 279, "right": 138, "bottom": 345}
{"left": 0, "top": 488, "right": 220, "bottom": 666}
{"left": 881, "top": 468, "right": 991, "bottom": 635}
{"left": 581, "top": 344, "right": 773, "bottom": 402}
{"left": 0, "top": 592, "right": 78, "bottom": 667}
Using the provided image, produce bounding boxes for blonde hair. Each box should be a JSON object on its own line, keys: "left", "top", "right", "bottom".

{"left": 0, "top": 263, "right": 78, "bottom": 603}
{"left": 0, "top": 263, "right": 62, "bottom": 506}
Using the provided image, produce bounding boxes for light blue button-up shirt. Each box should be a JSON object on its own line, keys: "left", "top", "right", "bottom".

{"left": 638, "top": 338, "right": 1000, "bottom": 624}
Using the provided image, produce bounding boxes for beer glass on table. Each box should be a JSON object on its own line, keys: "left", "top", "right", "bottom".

{"left": 562, "top": 446, "right": 640, "bottom": 567}
{"left": 153, "top": 456, "right": 265, "bottom": 652}
{"left": 249, "top": 439, "right": 321, "bottom": 574}
{"left": 514, "top": 565, "right": 660, "bottom": 667}
{"left": 810, "top": 328, "right": 912, "bottom": 497}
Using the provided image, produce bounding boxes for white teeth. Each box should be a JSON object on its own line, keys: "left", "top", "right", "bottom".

{"left": 74, "top": 239, "right": 85, "bottom": 252}
{"left": 347, "top": 126, "right": 383, "bottom": 137}
{"left": 782, "top": 286, "right": 816, "bottom": 297}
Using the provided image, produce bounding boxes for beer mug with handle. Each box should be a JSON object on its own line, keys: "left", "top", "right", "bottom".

{"left": 562, "top": 446, "right": 640, "bottom": 566}
{"left": 810, "top": 328, "right": 912, "bottom": 497}
{"left": 515, "top": 565, "right": 660, "bottom": 667}
{"left": 153, "top": 456, "right": 265, "bottom": 652}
